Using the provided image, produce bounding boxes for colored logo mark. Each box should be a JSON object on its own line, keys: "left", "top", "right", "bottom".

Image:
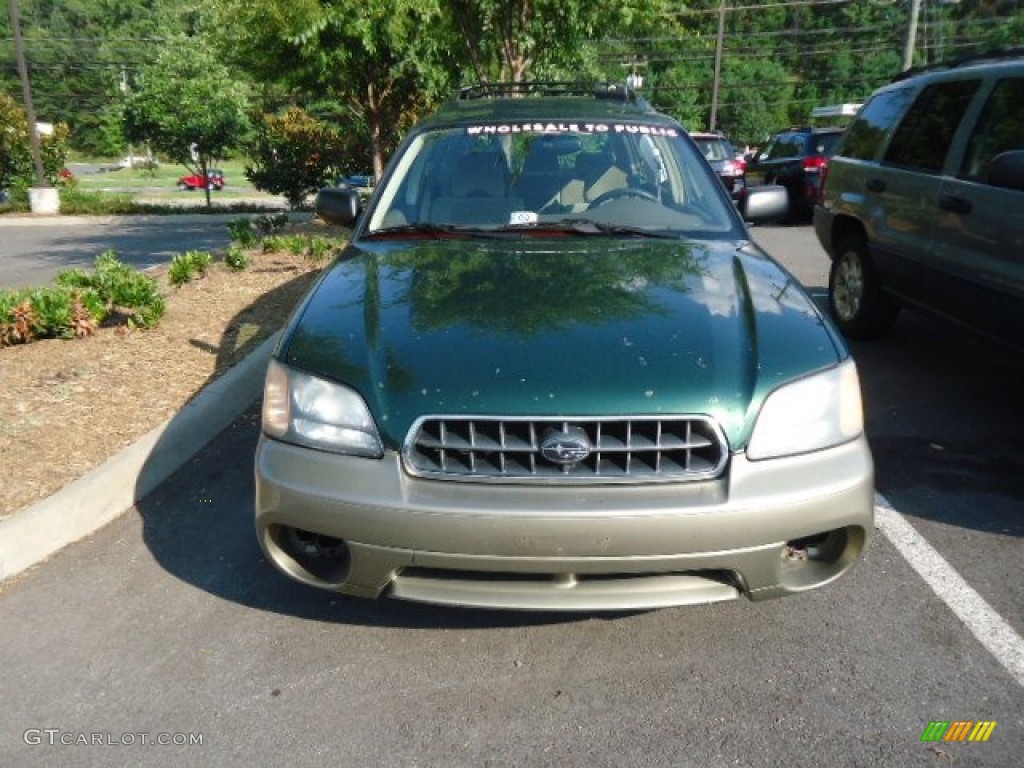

{"left": 921, "top": 720, "right": 997, "bottom": 742}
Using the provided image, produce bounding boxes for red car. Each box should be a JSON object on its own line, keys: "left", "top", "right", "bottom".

{"left": 177, "top": 169, "right": 225, "bottom": 191}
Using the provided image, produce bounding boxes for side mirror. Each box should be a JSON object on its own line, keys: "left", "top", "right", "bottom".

{"left": 987, "top": 150, "right": 1024, "bottom": 192}
{"left": 740, "top": 185, "right": 788, "bottom": 224}
{"left": 316, "top": 187, "right": 361, "bottom": 226}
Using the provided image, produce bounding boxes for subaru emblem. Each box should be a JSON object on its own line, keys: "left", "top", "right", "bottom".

{"left": 540, "top": 426, "right": 592, "bottom": 465}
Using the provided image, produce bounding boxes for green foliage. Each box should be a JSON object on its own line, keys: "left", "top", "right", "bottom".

{"left": 253, "top": 213, "right": 290, "bottom": 234}
{"left": 225, "top": 244, "right": 251, "bottom": 271}
{"left": 54, "top": 250, "right": 166, "bottom": 329}
{"left": 260, "top": 234, "right": 287, "bottom": 253}
{"left": 0, "top": 93, "right": 71, "bottom": 192}
{"left": 168, "top": 250, "right": 213, "bottom": 286}
{"left": 227, "top": 218, "right": 258, "bottom": 247}
{"left": 246, "top": 108, "right": 347, "bottom": 209}
{"left": 283, "top": 234, "right": 309, "bottom": 256}
{"left": 211, "top": 0, "right": 455, "bottom": 177}
{"left": 304, "top": 236, "right": 338, "bottom": 264}
{"left": 0, "top": 281, "right": 109, "bottom": 346}
{"left": 123, "top": 49, "right": 251, "bottom": 207}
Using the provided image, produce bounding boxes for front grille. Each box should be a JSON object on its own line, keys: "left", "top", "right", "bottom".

{"left": 404, "top": 416, "right": 728, "bottom": 484}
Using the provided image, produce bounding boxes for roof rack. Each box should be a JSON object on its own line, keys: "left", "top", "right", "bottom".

{"left": 892, "top": 46, "right": 1024, "bottom": 82}
{"left": 457, "top": 81, "right": 650, "bottom": 107}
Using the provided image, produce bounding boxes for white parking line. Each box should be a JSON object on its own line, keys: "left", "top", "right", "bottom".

{"left": 875, "top": 493, "right": 1024, "bottom": 688}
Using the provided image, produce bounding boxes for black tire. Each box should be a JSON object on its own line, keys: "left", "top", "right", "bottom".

{"left": 828, "top": 235, "right": 899, "bottom": 339}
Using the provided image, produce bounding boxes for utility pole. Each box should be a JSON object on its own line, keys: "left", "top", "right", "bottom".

{"left": 9, "top": 0, "right": 47, "bottom": 186}
{"left": 903, "top": 0, "right": 923, "bottom": 71}
{"left": 709, "top": 0, "right": 727, "bottom": 132}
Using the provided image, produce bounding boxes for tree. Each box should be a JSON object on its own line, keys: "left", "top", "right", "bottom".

{"left": 211, "top": 0, "right": 457, "bottom": 179}
{"left": 0, "top": 92, "right": 70, "bottom": 202}
{"left": 122, "top": 49, "right": 251, "bottom": 207}
{"left": 246, "top": 107, "right": 358, "bottom": 208}
{"left": 445, "top": 0, "right": 646, "bottom": 83}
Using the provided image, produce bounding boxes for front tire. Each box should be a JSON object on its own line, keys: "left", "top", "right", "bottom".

{"left": 828, "top": 235, "right": 899, "bottom": 339}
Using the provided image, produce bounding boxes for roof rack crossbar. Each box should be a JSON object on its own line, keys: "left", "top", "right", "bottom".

{"left": 457, "top": 81, "right": 645, "bottom": 105}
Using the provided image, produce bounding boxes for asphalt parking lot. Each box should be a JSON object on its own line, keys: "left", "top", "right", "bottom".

{"left": 1, "top": 223, "right": 1021, "bottom": 767}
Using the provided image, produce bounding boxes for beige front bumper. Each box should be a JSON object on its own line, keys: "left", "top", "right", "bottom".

{"left": 255, "top": 435, "right": 874, "bottom": 610}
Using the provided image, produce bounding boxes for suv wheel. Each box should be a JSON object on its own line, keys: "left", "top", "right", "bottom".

{"left": 828, "top": 235, "right": 899, "bottom": 338}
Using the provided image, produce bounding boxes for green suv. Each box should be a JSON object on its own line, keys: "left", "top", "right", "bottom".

{"left": 256, "top": 83, "right": 873, "bottom": 611}
{"left": 815, "top": 53, "right": 1024, "bottom": 350}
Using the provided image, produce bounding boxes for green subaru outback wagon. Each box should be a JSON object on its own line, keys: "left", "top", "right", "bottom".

{"left": 255, "top": 83, "right": 874, "bottom": 611}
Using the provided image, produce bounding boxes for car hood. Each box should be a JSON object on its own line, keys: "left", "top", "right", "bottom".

{"left": 281, "top": 236, "right": 844, "bottom": 451}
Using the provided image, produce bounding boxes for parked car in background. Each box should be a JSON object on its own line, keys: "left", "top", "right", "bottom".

{"left": 691, "top": 132, "right": 746, "bottom": 199}
{"left": 815, "top": 52, "right": 1024, "bottom": 351}
{"left": 746, "top": 126, "right": 844, "bottom": 220}
{"left": 256, "top": 82, "right": 873, "bottom": 612}
{"left": 177, "top": 169, "right": 225, "bottom": 191}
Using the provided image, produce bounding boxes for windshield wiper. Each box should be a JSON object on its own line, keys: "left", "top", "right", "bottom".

{"left": 509, "top": 218, "right": 681, "bottom": 239}
{"left": 364, "top": 222, "right": 517, "bottom": 240}
{"left": 363, "top": 223, "right": 462, "bottom": 239}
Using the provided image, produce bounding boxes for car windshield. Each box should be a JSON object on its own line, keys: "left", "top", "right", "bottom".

{"left": 693, "top": 137, "right": 733, "bottom": 162}
{"left": 366, "top": 122, "right": 736, "bottom": 237}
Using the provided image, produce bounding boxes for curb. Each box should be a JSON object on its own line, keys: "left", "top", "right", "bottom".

{"left": 0, "top": 333, "right": 279, "bottom": 581}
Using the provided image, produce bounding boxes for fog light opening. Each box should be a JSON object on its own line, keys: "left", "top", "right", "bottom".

{"left": 785, "top": 529, "right": 847, "bottom": 564}
{"left": 273, "top": 525, "right": 352, "bottom": 584}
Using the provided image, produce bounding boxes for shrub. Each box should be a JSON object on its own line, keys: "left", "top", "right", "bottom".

{"left": 168, "top": 250, "right": 213, "bottom": 286}
{"left": 305, "top": 236, "right": 337, "bottom": 264}
{"left": 284, "top": 234, "right": 308, "bottom": 256}
{"left": 0, "top": 291, "right": 38, "bottom": 346}
{"left": 228, "top": 217, "right": 258, "bottom": 248}
{"left": 58, "top": 251, "right": 165, "bottom": 328}
{"left": 253, "top": 213, "right": 289, "bottom": 235}
{"left": 225, "top": 244, "right": 251, "bottom": 271}
{"left": 261, "top": 235, "right": 287, "bottom": 253}
{"left": 245, "top": 108, "right": 348, "bottom": 209}
{"left": 168, "top": 254, "right": 197, "bottom": 286}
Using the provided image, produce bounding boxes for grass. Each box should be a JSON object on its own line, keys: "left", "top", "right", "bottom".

{"left": 1, "top": 157, "right": 296, "bottom": 215}
{"left": 72, "top": 158, "right": 273, "bottom": 201}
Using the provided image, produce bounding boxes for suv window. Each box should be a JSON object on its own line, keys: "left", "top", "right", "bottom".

{"left": 960, "top": 77, "right": 1024, "bottom": 183}
{"left": 883, "top": 79, "right": 980, "bottom": 173}
{"left": 841, "top": 88, "right": 915, "bottom": 160}
{"left": 763, "top": 133, "right": 808, "bottom": 160}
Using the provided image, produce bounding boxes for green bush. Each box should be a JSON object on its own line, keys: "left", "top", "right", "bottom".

{"left": 253, "top": 213, "right": 289, "bottom": 234}
{"left": 2, "top": 251, "right": 167, "bottom": 345}
{"left": 306, "top": 236, "right": 337, "bottom": 264}
{"left": 227, "top": 217, "right": 258, "bottom": 248}
{"left": 245, "top": 108, "right": 348, "bottom": 209}
{"left": 59, "top": 251, "right": 164, "bottom": 328}
{"left": 284, "top": 234, "right": 308, "bottom": 256}
{"left": 261, "top": 235, "right": 287, "bottom": 253}
{"left": 168, "top": 250, "right": 213, "bottom": 286}
{"left": 29, "top": 287, "right": 74, "bottom": 338}
{"left": 225, "top": 244, "right": 251, "bottom": 271}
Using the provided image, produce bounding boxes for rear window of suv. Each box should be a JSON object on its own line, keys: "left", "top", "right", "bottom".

{"left": 960, "top": 77, "right": 1024, "bottom": 182}
{"left": 840, "top": 87, "right": 915, "bottom": 161}
{"left": 883, "top": 79, "right": 981, "bottom": 173}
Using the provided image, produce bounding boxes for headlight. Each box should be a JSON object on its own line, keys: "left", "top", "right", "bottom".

{"left": 262, "top": 359, "right": 383, "bottom": 457}
{"left": 746, "top": 360, "right": 863, "bottom": 460}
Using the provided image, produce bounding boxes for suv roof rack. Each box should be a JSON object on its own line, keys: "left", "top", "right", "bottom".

{"left": 892, "top": 46, "right": 1024, "bottom": 82}
{"left": 456, "top": 81, "right": 650, "bottom": 108}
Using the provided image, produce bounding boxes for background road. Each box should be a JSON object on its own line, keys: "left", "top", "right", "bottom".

{"left": 1, "top": 223, "right": 1021, "bottom": 767}
{"left": 0, "top": 215, "right": 241, "bottom": 289}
